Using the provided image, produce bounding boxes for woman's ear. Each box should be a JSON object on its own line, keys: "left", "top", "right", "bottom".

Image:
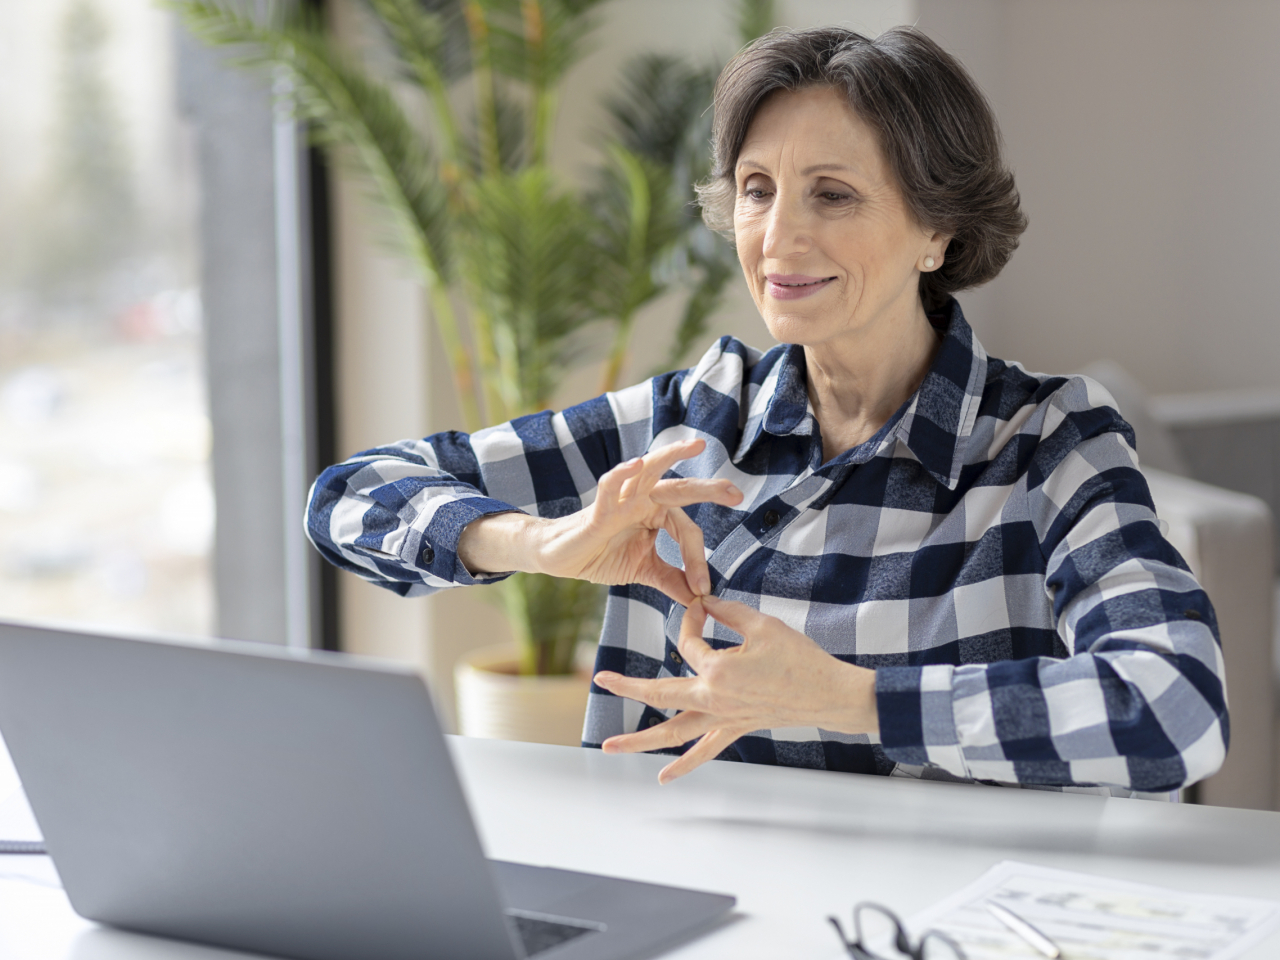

{"left": 921, "top": 233, "right": 951, "bottom": 271}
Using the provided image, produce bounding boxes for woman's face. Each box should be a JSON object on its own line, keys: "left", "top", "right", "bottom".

{"left": 733, "top": 86, "right": 944, "bottom": 350}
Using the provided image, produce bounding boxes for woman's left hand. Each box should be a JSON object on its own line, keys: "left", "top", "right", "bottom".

{"left": 593, "top": 595, "right": 879, "bottom": 784}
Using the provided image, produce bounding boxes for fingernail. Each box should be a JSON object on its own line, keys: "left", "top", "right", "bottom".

{"left": 698, "top": 577, "right": 711, "bottom": 596}
{"left": 702, "top": 594, "right": 721, "bottom": 605}
{"left": 594, "top": 671, "right": 619, "bottom": 683}
{"left": 726, "top": 484, "right": 741, "bottom": 497}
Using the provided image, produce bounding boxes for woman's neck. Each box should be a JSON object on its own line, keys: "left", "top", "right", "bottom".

{"left": 803, "top": 299, "right": 941, "bottom": 463}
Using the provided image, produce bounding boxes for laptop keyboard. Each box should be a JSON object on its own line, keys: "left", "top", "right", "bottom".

{"left": 505, "top": 909, "right": 603, "bottom": 956}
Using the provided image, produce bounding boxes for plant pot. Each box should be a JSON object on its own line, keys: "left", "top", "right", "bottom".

{"left": 454, "top": 643, "right": 590, "bottom": 747}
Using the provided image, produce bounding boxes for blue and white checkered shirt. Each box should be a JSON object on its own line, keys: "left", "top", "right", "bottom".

{"left": 306, "top": 301, "right": 1227, "bottom": 797}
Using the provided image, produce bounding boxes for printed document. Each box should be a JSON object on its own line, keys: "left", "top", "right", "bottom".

{"left": 907, "top": 861, "right": 1280, "bottom": 960}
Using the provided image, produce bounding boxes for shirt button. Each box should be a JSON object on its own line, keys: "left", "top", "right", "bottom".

{"left": 670, "top": 650, "right": 683, "bottom": 666}
{"left": 421, "top": 545, "right": 435, "bottom": 565}
{"left": 762, "top": 509, "right": 781, "bottom": 529}
{"left": 1184, "top": 609, "right": 1202, "bottom": 621}
{"left": 647, "top": 716, "right": 662, "bottom": 728}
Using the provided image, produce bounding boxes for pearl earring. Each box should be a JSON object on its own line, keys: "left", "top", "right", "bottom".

{"left": 923, "top": 257, "right": 936, "bottom": 269}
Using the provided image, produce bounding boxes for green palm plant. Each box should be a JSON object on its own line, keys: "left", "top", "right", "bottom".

{"left": 175, "top": 0, "right": 771, "bottom": 675}
{"left": 603, "top": 52, "right": 734, "bottom": 378}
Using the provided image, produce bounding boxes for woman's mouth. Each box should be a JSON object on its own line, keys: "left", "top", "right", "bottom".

{"left": 765, "top": 274, "right": 836, "bottom": 301}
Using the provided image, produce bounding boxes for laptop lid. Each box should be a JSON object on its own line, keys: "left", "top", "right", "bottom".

{"left": 0, "top": 619, "right": 522, "bottom": 960}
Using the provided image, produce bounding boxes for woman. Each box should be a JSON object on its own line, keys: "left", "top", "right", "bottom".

{"left": 307, "top": 27, "right": 1226, "bottom": 798}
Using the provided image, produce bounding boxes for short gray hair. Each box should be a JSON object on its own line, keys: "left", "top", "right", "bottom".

{"left": 696, "top": 26, "right": 1027, "bottom": 311}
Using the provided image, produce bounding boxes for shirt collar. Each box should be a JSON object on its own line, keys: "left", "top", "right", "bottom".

{"left": 732, "top": 300, "right": 988, "bottom": 490}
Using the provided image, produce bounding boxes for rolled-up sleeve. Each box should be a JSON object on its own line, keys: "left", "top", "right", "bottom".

{"left": 305, "top": 383, "right": 668, "bottom": 597}
{"left": 876, "top": 383, "right": 1229, "bottom": 793}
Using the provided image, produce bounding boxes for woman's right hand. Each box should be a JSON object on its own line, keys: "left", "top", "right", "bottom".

{"left": 457, "top": 438, "right": 743, "bottom": 605}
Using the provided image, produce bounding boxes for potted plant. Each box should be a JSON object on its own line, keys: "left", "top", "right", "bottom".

{"left": 176, "top": 0, "right": 769, "bottom": 743}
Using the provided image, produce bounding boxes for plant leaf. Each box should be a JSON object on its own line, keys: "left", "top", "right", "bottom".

{"left": 735, "top": 0, "right": 775, "bottom": 47}
{"left": 653, "top": 246, "right": 734, "bottom": 376}
{"left": 483, "top": 0, "right": 609, "bottom": 89}
{"left": 589, "top": 145, "right": 681, "bottom": 327}
{"left": 458, "top": 168, "right": 602, "bottom": 411}
{"left": 171, "top": 0, "right": 453, "bottom": 286}
{"left": 362, "top": 0, "right": 467, "bottom": 163}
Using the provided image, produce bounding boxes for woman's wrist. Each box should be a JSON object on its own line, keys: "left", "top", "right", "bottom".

{"left": 457, "top": 512, "right": 554, "bottom": 577}
{"left": 814, "top": 659, "right": 880, "bottom": 736}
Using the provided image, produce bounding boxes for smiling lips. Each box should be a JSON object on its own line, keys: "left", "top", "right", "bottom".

{"left": 766, "top": 273, "right": 836, "bottom": 301}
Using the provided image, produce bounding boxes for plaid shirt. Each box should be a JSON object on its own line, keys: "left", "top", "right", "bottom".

{"left": 307, "top": 301, "right": 1228, "bottom": 797}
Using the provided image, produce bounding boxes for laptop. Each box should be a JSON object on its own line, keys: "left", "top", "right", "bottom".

{"left": 0, "top": 619, "right": 734, "bottom": 960}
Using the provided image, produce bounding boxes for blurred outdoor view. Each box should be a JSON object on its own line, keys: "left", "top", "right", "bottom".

{"left": 0, "top": 0, "right": 212, "bottom": 636}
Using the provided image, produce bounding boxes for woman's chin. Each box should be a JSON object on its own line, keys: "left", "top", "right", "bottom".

{"left": 761, "top": 312, "right": 842, "bottom": 347}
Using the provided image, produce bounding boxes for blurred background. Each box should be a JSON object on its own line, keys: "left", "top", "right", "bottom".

{"left": 1, "top": 0, "right": 1277, "bottom": 805}
{"left": 0, "top": 1, "right": 208, "bottom": 635}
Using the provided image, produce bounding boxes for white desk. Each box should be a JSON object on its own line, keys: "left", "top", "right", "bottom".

{"left": 3, "top": 736, "right": 1280, "bottom": 958}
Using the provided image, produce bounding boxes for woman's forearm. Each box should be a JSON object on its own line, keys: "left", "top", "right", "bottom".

{"left": 456, "top": 512, "right": 553, "bottom": 576}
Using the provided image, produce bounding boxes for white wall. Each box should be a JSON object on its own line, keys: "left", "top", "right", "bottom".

{"left": 919, "top": 0, "right": 1280, "bottom": 395}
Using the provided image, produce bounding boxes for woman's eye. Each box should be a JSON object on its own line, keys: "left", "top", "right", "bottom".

{"left": 820, "top": 191, "right": 852, "bottom": 203}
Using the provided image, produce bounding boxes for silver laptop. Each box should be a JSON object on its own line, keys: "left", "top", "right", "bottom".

{"left": 0, "top": 619, "right": 734, "bottom": 960}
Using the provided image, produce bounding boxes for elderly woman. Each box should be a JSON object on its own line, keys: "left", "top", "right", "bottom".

{"left": 307, "top": 27, "right": 1227, "bottom": 798}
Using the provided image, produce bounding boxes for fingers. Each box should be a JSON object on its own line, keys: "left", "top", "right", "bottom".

{"left": 664, "top": 507, "right": 710, "bottom": 597}
{"left": 642, "top": 438, "right": 706, "bottom": 479}
{"left": 592, "top": 671, "right": 700, "bottom": 713}
{"left": 677, "top": 598, "right": 715, "bottom": 670}
{"left": 596, "top": 456, "right": 645, "bottom": 505}
{"left": 701, "top": 594, "right": 773, "bottom": 642}
{"left": 650, "top": 477, "right": 743, "bottom": 509}
{"left": 622, "top": 439, "right": 706, "bottom": 500}
{"left": 658, "top": 727, "right": 745, "bottom": 785}
{"left": 645, "top": 559, "right": 696, "bottom": 607}
{"left": 599, "top": 709, "right": 715, "bottom": 755}
{"left": 601, "top": 443, "right": 742, "bottom": 532}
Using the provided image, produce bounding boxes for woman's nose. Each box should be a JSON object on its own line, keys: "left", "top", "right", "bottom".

{"left": 761, "top": 193, "right": 810, "bottom": 260}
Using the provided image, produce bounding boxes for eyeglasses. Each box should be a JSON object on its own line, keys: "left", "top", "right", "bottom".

{"left": 828, "top": 902, "right": 967, "bottom": 960}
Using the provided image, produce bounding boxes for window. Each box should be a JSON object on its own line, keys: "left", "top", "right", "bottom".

{"left": 0, "top": 0, "right": 212, "bottom": 636}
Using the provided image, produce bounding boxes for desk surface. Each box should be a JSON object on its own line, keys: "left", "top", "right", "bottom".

{"left": 4, "top": 736, "right": 1280, "bottom": 959}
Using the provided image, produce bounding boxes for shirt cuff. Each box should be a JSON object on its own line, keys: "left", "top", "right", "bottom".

{"left": 414, "top": 497, "right": 523, "bottom": 586}
{"left": 875, "top": 663, "right": 971, "bottom": 780}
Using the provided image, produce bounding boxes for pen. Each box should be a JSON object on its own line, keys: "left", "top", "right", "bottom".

{"left": 986, "top": 900, "right": 1062, "bottom": 959}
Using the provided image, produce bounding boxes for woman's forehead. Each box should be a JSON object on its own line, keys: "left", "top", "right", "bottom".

{"left": 736, "top": 87, "right": 885, "bottom": 178}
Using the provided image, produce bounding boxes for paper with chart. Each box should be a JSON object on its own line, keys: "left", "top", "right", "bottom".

{"left": 906, "top": 861, "right": 1280, "bottom": 960}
